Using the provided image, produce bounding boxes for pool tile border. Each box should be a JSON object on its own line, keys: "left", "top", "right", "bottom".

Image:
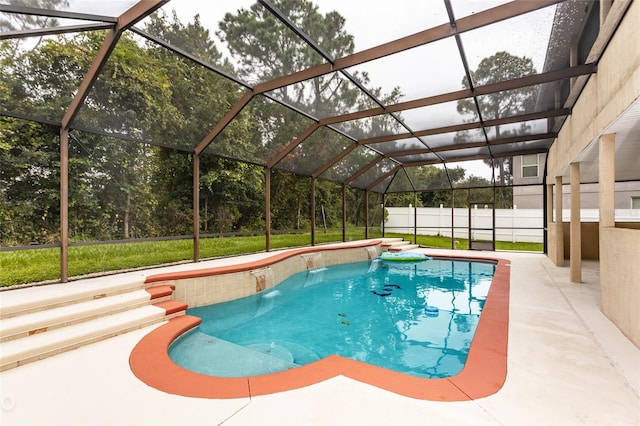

{"left": 129, "top": 247, "right": 510, "bottom": 401}
{"left": 143, "top": 240, "right": 381, "bottom": 284}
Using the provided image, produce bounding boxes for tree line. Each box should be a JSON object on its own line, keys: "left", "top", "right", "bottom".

{"left": 1, "top": 0, "right": 531, "bottom": 246}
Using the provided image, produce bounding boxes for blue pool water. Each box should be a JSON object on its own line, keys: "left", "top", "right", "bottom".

{"left": 169, "top": 257, "right": 495, "bottom": 379}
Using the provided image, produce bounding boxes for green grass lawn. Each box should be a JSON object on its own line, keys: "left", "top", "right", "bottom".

{"left": 0, "top": 230, "right": 372, "bottom": 287}
{"left": 0, "top": 229, "right": 540, "bottom": 287}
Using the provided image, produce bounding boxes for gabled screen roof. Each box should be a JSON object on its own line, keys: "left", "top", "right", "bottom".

{"left": 0, "top": 0, "right": 605, "bottom": 192}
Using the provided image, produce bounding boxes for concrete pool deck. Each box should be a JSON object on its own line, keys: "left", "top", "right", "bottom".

{"left": 1, "top": 248, "right": 639, "bottom": 425}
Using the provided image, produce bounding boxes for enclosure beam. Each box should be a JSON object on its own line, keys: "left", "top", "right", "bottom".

{"left": 193, "top": 154, "right": 200, "bottom": 262}
{"left": 414, "top": 193, "right": 418, "bottom": 244}
{"left": 117, "top": 0, "right": 169, "bottom": 30}
{"left": 570, "top": 163, "right": 581, "bottom": 283}
{"left": 311, "top": 178, "right": 316, "bottom": 246}
{"left": 551, "top": 176, "right": 565, "bottom": 266}
{"left": 468, "top": 189, "right": 472, "bottom": 249}
{"left": 195, "top": 91, "right": 254, "bottom": 155}
{"left": 383, "top": 132, "right": 557, "bottom": 158}
{"left": 0, "top": 4, "right": 117, "bottom": 23}
{"left": 319, "top": 64, "right": 591, "bottom": 126}
{"left": 357, "top": 109, "right": 567, "bottom": 145}
{"left": 366, "top": 165, "right": 402, "bottom": 192}
{"left": 342, "top": 184, "right": 347, "bottom": 242}
{"left": 0, "top": 23, "right": 114, "bottom": 41}
{"left": 381, "top": 195, "right": 386, "bottom": 237}
{"left": 313, "top": 144, "right": 357, "bottom": 179}
{"left": 61, "top": 29, "right": 120, "bottom": 129}
{"left": 59, "top": 1, "right": 166, "bottom": 129}
{"left": 451, "top": 190, "right": 455, "bottom": 249}
{"left": 265, "top": 168, "right": 271, "bottom": 252}
{"left": 365, "top": 190, "right": 370, "bottom": 240}
{"left": 268, "top": 123, "right": 320, "bottom": 169}
{"left": 492, "top": 187, "right": 497, "bottom": 250}
{"left": 545, "top": 182, "right": 553, "bottom": 254}
{"left": 60, "top": 129, "right": 69, "bottom": 283}
{"left": 401, "top": 147, "right": 549, "bottom": 169}
{"left": 344, "top": 157, "right": 385, "bottom": 186}
{"left": 253, "top": 0, "right": 563, "bottom": 94}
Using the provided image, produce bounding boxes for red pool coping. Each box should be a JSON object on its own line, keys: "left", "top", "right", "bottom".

{"left": 144, "top": 240, "right": 382, "bottom": 284}
{"left": 130, "top": 247, "right": 510, "bottom": 401}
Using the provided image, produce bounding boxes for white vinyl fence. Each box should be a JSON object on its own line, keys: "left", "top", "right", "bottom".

{"left": 385, "top": 207, "right": 640, "bottom": 243}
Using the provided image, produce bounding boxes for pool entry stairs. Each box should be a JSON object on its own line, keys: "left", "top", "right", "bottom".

{"left": 381, "top": 238, "right": 420, "bottom": 252}
{"left": 0, "top": 278, "right": 187, "bottom": 371}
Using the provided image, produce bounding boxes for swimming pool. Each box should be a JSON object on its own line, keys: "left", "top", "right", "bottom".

{"left": 130, "top": 243, "right": 510, "bottom": 400}
{"left": 170, "top": 258, "right": 495, "bottom": 379}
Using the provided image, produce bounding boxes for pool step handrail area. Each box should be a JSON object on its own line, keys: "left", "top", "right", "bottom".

{"left": 0, "top": 281, "right": 186, "bottom": 372}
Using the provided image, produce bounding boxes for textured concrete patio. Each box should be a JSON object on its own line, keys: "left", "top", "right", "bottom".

{"left": 1, "top": 249, "right": 638, "bottom": 425}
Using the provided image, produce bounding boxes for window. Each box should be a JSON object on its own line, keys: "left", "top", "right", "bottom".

{"left": 632, "top": 197, "right": 640, "bottom": 209}
{"left": 521, "top": 154, "right": 538, "bottom": 178}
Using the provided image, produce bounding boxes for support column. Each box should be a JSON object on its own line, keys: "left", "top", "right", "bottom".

{"left": 413, "top": 192, "right": 418, "bottom": 244}
{"left": 364, "top": 190, "right": 369, "bottom": 240}
{"left": 551, "top": 176, "right": 564, "bottom": 266}
{"left": 381, "top": 194, "right": 385, "bottom": 237}
{"left": 599, "top": 134, "right": 616, "bottom": 229}
{"left": 310, "top": 178, "right": 316, "bottom": 246}
{"left": 451, "top": 190, "right": 455, "bottom": 249}
{"left": 546, "top": 184, "right": 553, "bottom": 224}
{"left": 555, "top": 176, "right": 563, "bottom": 223}
{"left": 556, "top": 176, "right": 564, "bottom": 266}
{"left": 193, "top": 154, "right": 200, "bottom": 262}
{"left": 570, "top": 163, "right": 581, "bottom": 283}
{"left": 544, "top": 183, "right": 552, "bottom": 254}
{"left": 265, "top": 168, "right": 271, "bottom": 252}
{"left": 342, "top": 184, "right": 347, "bottom": 242}
{"left": 60, "top": 128, "right": 69, "bottom": 283}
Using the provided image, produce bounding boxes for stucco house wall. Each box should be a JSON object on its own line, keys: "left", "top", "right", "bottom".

{"left": 545, "top": 1, "right": 640, "bottom": 348}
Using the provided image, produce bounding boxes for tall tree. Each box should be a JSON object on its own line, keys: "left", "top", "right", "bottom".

{"left": 0, "top": 117, "right": 60, "bottom": 245}
{"left": 1, "top": 30, "right": 182, "bottom": 241}
{"left": 144, "top": 10, "right": 262, "bottom": 234}
{"left": 218, "top": 0, "right": 403, "bottom": 229}
{"left": 456, "top": 51, "right": 538, "bottom": 191}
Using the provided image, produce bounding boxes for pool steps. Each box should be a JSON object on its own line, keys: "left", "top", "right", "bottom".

{"left": 382, "top": 239, "right": 420, "bottom": 252}
{"left": 0, "top": 239, "right": 394, "bottom": 372}
{"left": 1, "top": 289, "right": 157, "bottom": 342}
{"left": 0, "top": 276, "right": 147, "bottom": 319}
{"left": 0, "top": 282, "right": 186, "bottom": 371}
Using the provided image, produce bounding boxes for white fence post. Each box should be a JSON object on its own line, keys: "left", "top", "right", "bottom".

{"left": 384, "top": 207, "right": 637, "bottom": 244}
{"left": 512, "top": 205, "right": 517, "bottom": 243}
